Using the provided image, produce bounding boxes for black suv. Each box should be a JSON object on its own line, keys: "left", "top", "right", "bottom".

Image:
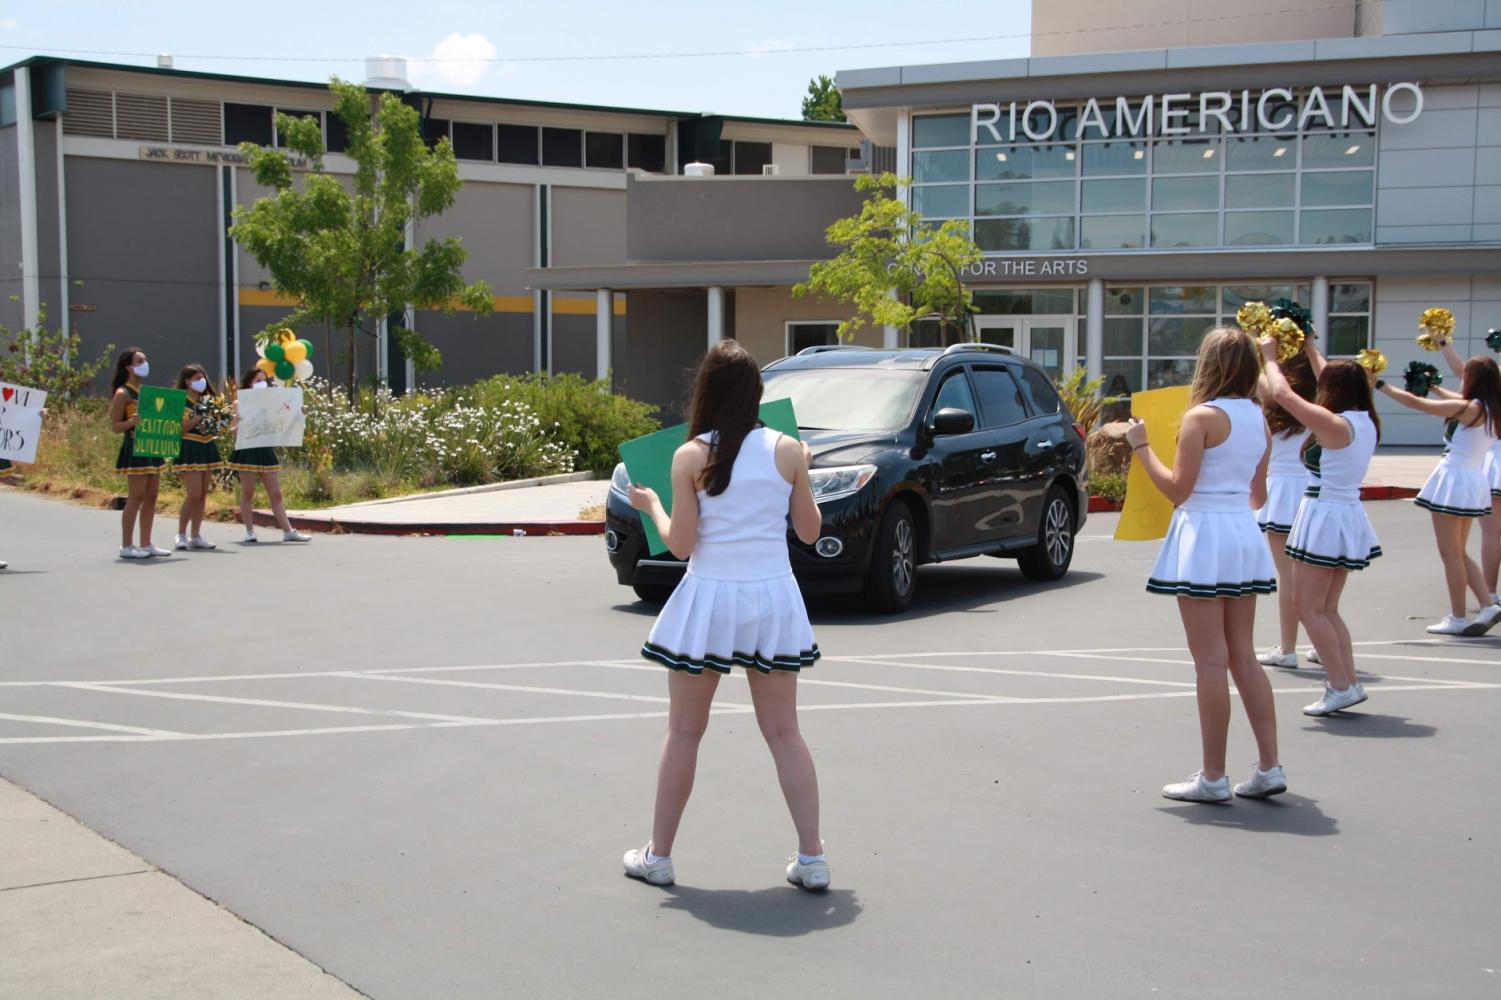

{"left": 605, "top": 344, "right": 1088, "bottom": 613}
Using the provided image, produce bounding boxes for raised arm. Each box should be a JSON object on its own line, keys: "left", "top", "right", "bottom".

{"left": 1124, "top": 406, "right": 1211, "bottom": 507}
{"left": 629, "top": 442, "right": 706, "bottom": 561}
{"left": 1376, "top": 382, "right": 1482, "bottom": 423}
{"left": 1259, "top": 339, "right": 1352, "bottom": 449}
{"left": 1304, "top": 337, "right": 1327, "bottom": 378}
{"left": 1437, "top": 338, "right": 1466, "bottom": 379}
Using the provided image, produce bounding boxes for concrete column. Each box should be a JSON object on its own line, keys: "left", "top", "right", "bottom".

{"left": 707, "top": 285, "right": 725, "bottom": 350}
{"left": 1311, "top": 276, "right": 1330, "bottom": 345}
{"left": 13, "top": 67, "right": 40, "bottom": 331}
{"left": 1085, "top": 278, "right": 1104, "bottom": 384}
{"left": 596, "top": 288, "right": 612, "bottom": 383}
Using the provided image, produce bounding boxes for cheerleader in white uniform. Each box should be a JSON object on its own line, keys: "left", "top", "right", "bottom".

{"left": 622, "top": 340, "right": 829, "bottom": 890}
{"left": 1263, "top": 344, "right": 1381, "bottom": 716}
{"left": 1127, "top": 328, "right": 1284, "bottom": 804}
{"left": 1255, "top": 345, "right": 1319, "bottom": 669}
{"left": 1376, "top": 354, "right": 1501, "bottom": 636}
{"left": 1432, "top": 335, "right": 1501, "bottom": 614}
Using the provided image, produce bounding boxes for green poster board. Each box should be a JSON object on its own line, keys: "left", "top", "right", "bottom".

{"left": 134, "top": 386, "right": 187, "bottom": 459}
{"left": 619, "top": 398, "right": 800, "bottom": 556}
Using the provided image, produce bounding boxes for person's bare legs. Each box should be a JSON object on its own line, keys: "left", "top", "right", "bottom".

{"left": 648, "top": 668, "right": 720, "bottom": 857}
{"left": 1297, "top": 565, "right": 1356, "bottom": 690}
{"left": 238, "top": 473, "right": 258, "bottom": 532}
{"left": 122, "top": 475, "right": 148, "bottom": 547}
{"left": 1177, "top": 597, "right": 1232, "bottom": 780}
{"left": 1325, "top": 569, "right": 1355, "bottom": 678}
{"left": 179, "top": 471, "right": 206, "bottom": 537}
{"left": 1267, "top": 532, "right": 1300, "bottom": 652}
{"left": 263, "top": 470, "right": 292, "bottom": 531}
{"left": 139, "top": 475, "right": 159, "bottom": 548}
{"left": 1480, "top": 503, "right": 1500, "bottom": 599}
{"left": 1223, "top": 594, "right": 1279, "bottom": 770}
{"left": 1431, "top": 513, "right": 1489, "bottom": 616}
{"left": 746, "top": 669, "right": 821, "bottom": 856}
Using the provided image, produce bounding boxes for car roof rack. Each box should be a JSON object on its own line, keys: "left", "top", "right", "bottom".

{"left": 942, "top": 342, "right": 1014, "bottom": 356}
{"left": 796, "top": 344, "right": 876, "bottom": 356}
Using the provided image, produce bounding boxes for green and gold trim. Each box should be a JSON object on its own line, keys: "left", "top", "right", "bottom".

{"left": 1414, "top": 496, "right": 1492, "bottom": 518}
{"left": 641, "top": 640, "right": 820, "bottom": 675}
{"left": 1285, "top": 544, "right": 1382, "bottom": 570}
{"left": 1146, "top": 578, "right": 1277, "bottom": 599}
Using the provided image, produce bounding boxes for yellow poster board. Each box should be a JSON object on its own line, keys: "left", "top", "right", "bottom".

{"left": 1114, "top": 385, "right": 1193, "bottom": 542}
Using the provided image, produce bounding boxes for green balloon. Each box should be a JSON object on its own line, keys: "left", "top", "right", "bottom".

{"left": 298, "top": 339, "right": 314, "bottom": 360}
{"left": 265, "top": 342, "right": 285, "bottom": 362}
{"left": 274, "top": 359, "right": 295, "bottom": 380}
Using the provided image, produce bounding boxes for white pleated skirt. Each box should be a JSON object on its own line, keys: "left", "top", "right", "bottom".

{"left": 642, "top": 571, "right": 820, "bottom": 674}
{"left": 1415, "top": 459, "right": 1492, "bottom": 518}
{"left": 1484, "top": 448, "right": 1501, "bottom": 498}
{"left": 1147, "top": 495, "right": 1277, "bottom": 599}
{"left": 1285, "top": 492, "right": 1382, "bottom": 570}
{"left": 1256, "top": 474, "right": 1308, "bottom": 535}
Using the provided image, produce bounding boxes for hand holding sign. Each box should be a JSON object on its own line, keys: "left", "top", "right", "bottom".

{"left": 134, "top": 387, "right": 187, "bottom": 459}
{"left": 0, "top": 381, "right": 48, "bottom": 464}
{"left": 1114, "top": 385, "right": 1192, "bottom": 542}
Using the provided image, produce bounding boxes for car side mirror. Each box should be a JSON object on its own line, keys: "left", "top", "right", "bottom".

{"left": 930, "top": 407, "right": 975, "bottom": 436}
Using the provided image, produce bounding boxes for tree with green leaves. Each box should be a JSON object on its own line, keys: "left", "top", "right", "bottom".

{"left": 794, "top": 173, "right": 983, "bottom": 344}
{"left": 801, "top": 75, "right": 846, "bottom": 123}
{"left": 230, "top": 78, "right": 493, "bottom": 408}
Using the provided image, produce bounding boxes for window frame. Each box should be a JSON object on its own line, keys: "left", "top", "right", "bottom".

{"left": 784, "top": 321, "right": 842, "bottom": 358}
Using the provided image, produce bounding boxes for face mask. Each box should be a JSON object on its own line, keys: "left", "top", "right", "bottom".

{"left": 131, "top": 362, "right": 150, "bottom": 378}
{"left": 189, "top": 378, "right": 208, "bottom": 393}
{"left": 248, "top": 381, "right": 268, "bottom": 390}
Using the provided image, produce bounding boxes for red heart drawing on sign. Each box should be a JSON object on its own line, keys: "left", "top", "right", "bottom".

{"left": 1, "top": 387, "right": 13, "bottom": 402}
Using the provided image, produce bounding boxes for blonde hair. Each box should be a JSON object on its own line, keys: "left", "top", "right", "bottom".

{"left": 1189, "top": 327, "right": 1261, "bottom": 407}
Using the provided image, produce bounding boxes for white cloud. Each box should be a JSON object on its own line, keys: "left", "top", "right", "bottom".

{"left": 0, "top": 17, "right": 20, "bottom": 31}
{"left": 409, "top": 32, "right": 498, "bottom": 89}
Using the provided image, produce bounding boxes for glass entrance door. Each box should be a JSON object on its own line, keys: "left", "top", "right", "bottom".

{"left": 973, "top": 316, "right": 1072, "bottom": 379}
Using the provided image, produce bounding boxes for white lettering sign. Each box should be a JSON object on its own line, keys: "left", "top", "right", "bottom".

{"left": 962, "top": 258, "right": 1090, "bottom": 279}
{"left": 234, "top": 387, "right": 305, "bottom": 450}
{"left": 0, "top": 381, "right": 47, "bottom": 464}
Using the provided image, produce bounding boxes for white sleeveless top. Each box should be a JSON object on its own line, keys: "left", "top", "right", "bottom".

{"left": 1311, "top": 410, "right": 1378, "bottom": 503}
{"left": 1188, "top": 398, "right": 1268, "bottom": 500}
{"left": 1444, "top": 411, "right": 1496, "bottom": 470}
{"left": 1267, "top": 430, "right": 1310, "bottom": 477}
{"left": 687, "top": 426, "right": 793, "bottom": 582}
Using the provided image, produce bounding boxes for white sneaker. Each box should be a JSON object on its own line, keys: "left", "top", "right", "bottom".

{"left": 1304, "top": 682, "right": 1368, "bottom": 717}
{"left": 142, "top": 544, "right": 173, "bottom": 558}
{"left": 119, "top": 546, "right": 148, "bottom": 560}
{"left": 1257, "top": 645, "right": 1298, "bottom": 668}
{"left": 188, "top": 536, "right": 217, "bottom": 550}
{"left": 1426, "top": 615, "right": 1472, "bottom": 635}
{"left": 0, "top": 559, "right": 7, "bottom": 570}
{"left": 786, "top": 856, "right": 831, "bottom": 891}
{"left": 622, "top": 845, "right": 674, "bottom": 886}
{"left": 1161, "top": 770, "right": 1231, "bottom": 803}
{"left": 1304, "top": 646, "right": 1321, "bottom": 665}
{"left": 243, "top": 529, "right": 258, "bottom": 544}
{"left": 283, "top": 528, "right": 311, "bottom": 543}
{"left": 1233, "top": 764, "right": 1288, "bottom": 799}
{"left": 1461, "top": 604, "right": 1501, "bottom": 637}
{"left": 174, "top": 533, "right": 190, "bottom": 550}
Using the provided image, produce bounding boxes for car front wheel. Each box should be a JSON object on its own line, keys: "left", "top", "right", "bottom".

{"left": 863, "top": 499, "right": 917, "bottom": 614}
{"left": 1017, "top": 484, "right": 1075, "bottom": 581}
{"left": 632, "top": 582, "right": 676, "bottom": 605}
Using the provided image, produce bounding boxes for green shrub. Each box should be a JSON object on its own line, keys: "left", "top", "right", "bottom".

{"left": 455, "top": 373, "right": 659, "bottom": 474}
{"left": 1090, "top": 471, "right": 1127, "bottom": 501}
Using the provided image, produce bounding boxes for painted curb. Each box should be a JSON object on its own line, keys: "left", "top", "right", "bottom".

{"left": 1085, "top": 484, "right": 1418, "bottom": 514}
{"left": 251, "top": 510, "right": 605, "bottom": 536}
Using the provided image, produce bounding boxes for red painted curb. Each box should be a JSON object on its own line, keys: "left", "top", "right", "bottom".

{"left": 1085, "top": 484, "right": 1417, "bottom": 513}
{"left": 251, "top": 511, "right": 605, "bottom": 536}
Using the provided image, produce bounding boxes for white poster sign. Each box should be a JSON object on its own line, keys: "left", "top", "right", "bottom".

{"left": 234, "top": 387, "right": 305, "bottom": 450}
{"left": 0, "top": 381, "right": 47, "bottom": 463}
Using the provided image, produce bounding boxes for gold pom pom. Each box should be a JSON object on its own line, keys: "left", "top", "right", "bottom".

{"left": 1264, "top": 316, "right": 1305, "bottom": 362}
{"left": 1237, "top": 302, "right": 1272, "bottom": 336}
{"left": 1355, "top": 348, "right": 1388, "bottom": 374}
{"left": 1417, "top": 307, "right": 1455, "bottom": 350}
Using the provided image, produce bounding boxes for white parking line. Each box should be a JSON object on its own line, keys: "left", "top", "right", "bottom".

{"left": 51, "top": 682, "right": 502, "bottom": 725}
{"left": 341, "top": 671, "right": 725, "bottom": 707}
{"left": 831, "top": 656, "right": 1196, "bottom": 688}
{"left": 0, "top": 713, "right": 183, "bottom": 737}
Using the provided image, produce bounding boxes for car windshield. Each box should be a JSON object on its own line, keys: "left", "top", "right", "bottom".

{"left": 762, "top": 367, "right": 925, "bottom": 433}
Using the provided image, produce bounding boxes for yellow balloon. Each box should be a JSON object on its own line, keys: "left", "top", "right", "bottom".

{"left": 276, "top": 328, "right": 296, "bottom": 345}
{"left": 284, "top": 341, "right": 308, "bottom": 363}
{"left": 256, "top": 358, "right": 277, "bottom": 376}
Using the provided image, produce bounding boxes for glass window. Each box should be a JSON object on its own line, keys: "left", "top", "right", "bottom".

{"left": 1149, "top": 286, "right": 1217, "bottom": 314}
{"left": 224, "top": 102, "right": 273, "bottom": 146}
{"left": 974, "top": 145, "right": 1075, "bottom": 181}
{"left": 541, "top": 127, "right": 582, "bottom": 167}
{"left": 1081, "top": 141, "right": 1147, "bottom": 176}
{"left": 1150, "top": 213, "right": 1219, "bottom": 247}
{"left": 760, "top": 369, "right": 925, "bottom": 433}
{"left": 911, "top": 318, "right": 966, "bottom": 349}
{"left": 1302, "top": 132, "right": 1375, "bottom": 169}
{"left": 1103, "top": 359, "right": 1142, "bottom": 394}
{"left": 451, "top": 121, "right": 494, "bottom": 162}
{"left": 1331, "top": 282, "right": 1370, "bottom": 312}
{"left": 971, "top": 367, "right": 1029, "bottom": 427}
{"left": 1106, "top": 288, "right": 1145, "bottom": 315}
{"left": 628, "top": 133, "right": 666, "bottom": 172}
{"left": 788, "top": 322, "right": 839, "bottom": 355}
{"left": 325, "top": 113, "right": 348, "bottom": 154}
{"left": 421, "top": 117, "right": 450, "bottom": 149}
{"left": 732, "top": 140, "right": 772, "bottom": 175}
{"left": 1151, "top": 138, "right": 1222, "bottom": 173}
{"left": 1152, "top": 176, "right": 1219, "bottom": 211}
{"left": 1222, "top": 285, "right": 1298, "bottom": 312}
{"left": 1148, "top": 359, "right": 1196, "bottom": 389}
{"left": 1082, "top": 178, "right": 1145, "bottom": 213}
{"left": 1104, "top": 317, "right": 1145, "bottom": 355}
{"left": 913, "top": 113, "right": 971, "bottom": 148}
{"left": 1327, "top": 315, "right": 1370, "bottom": 356}
{"left": 1225, "top": 173, "right": 1293, "bottom": 209}
{"left": 1018, "top": 366, "right": 1062, "bottom": 415}
{"left": 973, "top": 289, "right": 1075, "bottom": 314}
{"left": 1149, "top": 316, "right": 1217, "bottom": 356}
{"left": 585, "top": 132, "right": 624, "bottom": 169}
{"left": 1225, "top": 211, "right": 1294, "bottom": 246}
{"left": 810, "top": 145, "right": 848, "bottom": 174}
{"left": 498, "top": 124, "right": 539, "bottom": 165}
{"left": 1080, "top": 214, "right": 1145, "bottom": 249}
{"left": 975, "top": 216, "right": 1076, "bottom": 252}
{"left": 1226, "top": 134, "right": 1296, "bottom": 171}
{"left": 912, "top": 185, "right": 969, "bottom": 219}
{"left": 933, "top": 370, "right": 978, "bottom": 417}
{"left": 1300, "top": 208, "right": 1371, "bottom": 245}
{"left": 1301, "top": 170, "right": 1373, "bottom": 207}
{"left": 975, "top": 180, "right": 1075, "bottom": 216}
{"left": 913, "top": 149, "right": 970, "bottom": 183}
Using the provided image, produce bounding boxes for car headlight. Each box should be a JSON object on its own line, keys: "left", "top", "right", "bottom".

{"left": 610, "top": 462, "right": 632, "bottom": 502}
{"left": 808, "top": 464, "right": 877, "bottom": 504}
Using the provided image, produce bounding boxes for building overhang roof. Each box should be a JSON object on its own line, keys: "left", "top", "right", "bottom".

{"left": 528, "top": 260, "right": 822, "bottom": 291}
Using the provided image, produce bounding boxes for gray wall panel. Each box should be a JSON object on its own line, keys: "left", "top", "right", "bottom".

{"left": 619, "top": 290, "right": 706, "bottom": 420}
{"left": 0, "top": 126, "right": 21, "bottom": 329}
{"left": 32, "top": 121, "right": 62, "bottom": 324}
{"left": 1378, "top": 108, "right": 1479, "bottom": 151}
{"left": 412, "top": 309, "right": 534, "bottom": 385}
{"left": 551, "top": 314, "right": 597, "bottom": 378}
{"left": 1475, "top": 185, "right": 1501, "bottom": 223}
{"left": 413, "top": 181, "right": 535, "bottom": 295}
{"left": 550, "top": 187, "right": 627, "bottom": 268}
{"left": 1378, "top": 149, "right": 1476, "bottom": 188}
{"left": 1378, "top": 187, "right": 1476, "bottom": 226}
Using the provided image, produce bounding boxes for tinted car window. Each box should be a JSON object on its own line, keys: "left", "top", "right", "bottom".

{"left": 971, "top": 366, "right": 1029, "bottom": 428}
{"left": 933, "top": 370, "right": 977, "bottom": 420}
{"left": 761, "top": 368, "right": 925, "bottom": 433}
{"left": 1018, "top": 366, "right": 1062, "bottom": 415}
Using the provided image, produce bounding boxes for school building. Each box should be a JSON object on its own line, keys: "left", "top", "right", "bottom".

{"left": 3, "top": 0, "right": 1501, "bottom": 443}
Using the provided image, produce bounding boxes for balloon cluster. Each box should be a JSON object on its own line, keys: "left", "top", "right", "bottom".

{"left": 256, "top": 329, "right": 315, "bottom": 386}
{"left": 1416, "top": 307, "right": 1454, "bottom": 351}
{"left": 1403, "top": 360, "right": 1442, "bottom": 397}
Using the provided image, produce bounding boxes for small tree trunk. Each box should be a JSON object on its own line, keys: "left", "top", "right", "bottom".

{"left": 323, "top": 319, "right": 333, "bottom": 395}
{"left": 346, "top": 322, "right": 357, "bottom": 409}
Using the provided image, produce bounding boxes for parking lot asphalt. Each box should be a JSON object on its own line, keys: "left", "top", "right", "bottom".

{"left": 2, "top": 488, "right": 1498, "bottom": 998}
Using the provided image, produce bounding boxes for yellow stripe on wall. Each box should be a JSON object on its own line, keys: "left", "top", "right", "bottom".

{"left": 239, "top": 288, "right": 301, "bottom": 307}
{"left": 237, "top": 290, "right": 626, "bottom": 315}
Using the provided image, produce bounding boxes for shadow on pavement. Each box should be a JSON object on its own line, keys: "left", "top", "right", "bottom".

{"left": 1157, "top": 793, "right": 1338, "bottom": 836}
{"left": 1301, "top": 713, "right": 1438, "bottom": 739}
{"left": 656, "top": 885, "right": 863, "bottom": 936}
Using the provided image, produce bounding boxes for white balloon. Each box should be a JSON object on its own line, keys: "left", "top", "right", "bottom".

{"left": 294, "top": 359, "right": 314, "bottom": 381}
{"left": 255, "top": 342, "right": 266, "bottom": 359}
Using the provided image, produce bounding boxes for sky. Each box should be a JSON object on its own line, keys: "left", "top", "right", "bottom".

{"left": 0, "top": 0, "right": 1032, "bottom": 119}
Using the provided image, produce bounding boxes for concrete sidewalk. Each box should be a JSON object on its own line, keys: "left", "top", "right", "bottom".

{"left": 0, "top": 779, "right": 360, "bottom": 1000}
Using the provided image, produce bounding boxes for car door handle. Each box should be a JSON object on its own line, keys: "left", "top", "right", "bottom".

{"left": 980, "top": 451, "right": 997, "bottom": 462}
{"left": 1033, "top": 440, "right": 1054, "bottom": 451}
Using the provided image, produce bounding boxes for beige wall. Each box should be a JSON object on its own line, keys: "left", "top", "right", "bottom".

{"left": 1030, "top": 0, "right": 1358, "bottom": 56}
{"left": 733, "top": 286, "right": 882, "bottom": 363}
